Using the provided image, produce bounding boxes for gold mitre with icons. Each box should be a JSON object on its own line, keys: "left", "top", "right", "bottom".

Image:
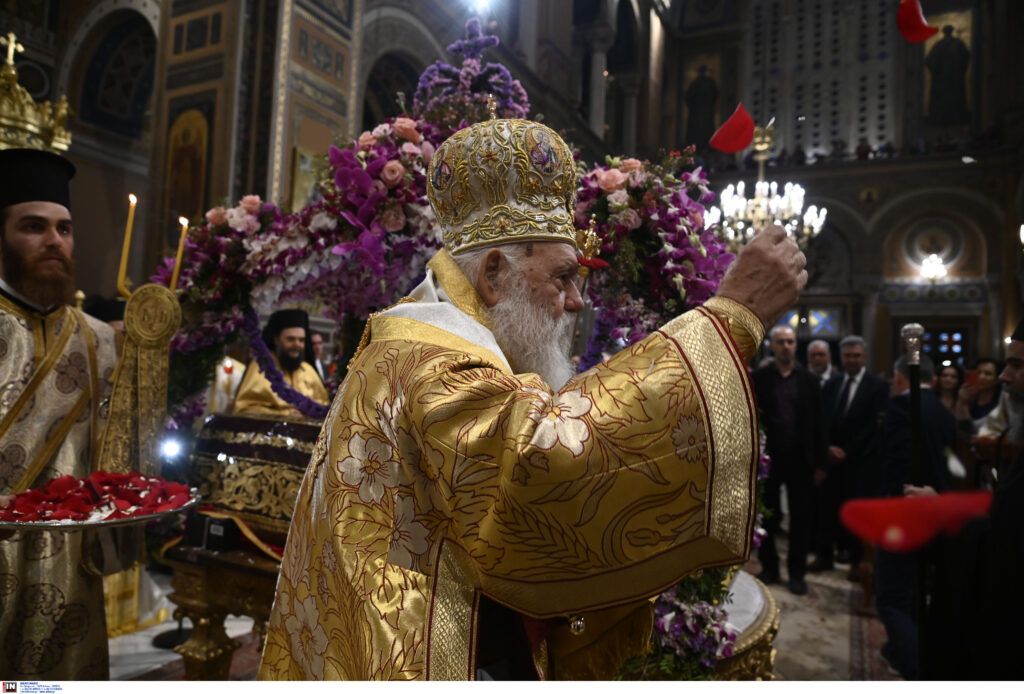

{"left": 0, "top": 31, "right": 70, "bottom": 152}
{"left": 427, "top": 116, "right": 578, "bottom": 255}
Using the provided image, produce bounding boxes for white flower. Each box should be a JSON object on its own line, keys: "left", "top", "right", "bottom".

{"left": 528, "top": 389, "right": 592, "bottom": 456}
{"left": 608, "top": 189, "right": 630, "bottom": 205}
{"left": 310, "top": 211, "right": 337, "bottom": 233}
{"left": 250, "top": 276, "right": 285, "bottom": 315}
{"left": 371, "top": 123, "right": 393, "bottom": 139}
{"left": 388, "top": 494, "right": 429, "bottom": 568}
{"left": 283, "top": 595, "right": 329, "bottom": 677}
{"left": 338, "top": 434, "right": 398, "bottom": 503}
{"left": 225, "top": 206, "right": 259, "bottom": 233}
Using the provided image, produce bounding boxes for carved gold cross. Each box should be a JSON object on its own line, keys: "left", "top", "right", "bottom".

{"left": 0, "top": 32, "right": 24, "bottom": 66}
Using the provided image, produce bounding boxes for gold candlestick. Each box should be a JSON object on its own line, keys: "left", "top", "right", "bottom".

{"left": 170, "top": 217, "right": 189, "bottom": 291}
{"left": 116, "top": 194, "right": 137, "bottom": 298}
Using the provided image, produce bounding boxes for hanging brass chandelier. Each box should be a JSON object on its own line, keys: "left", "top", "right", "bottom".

{"left": 706, "top": 120, "right": 826, "bottom": 252}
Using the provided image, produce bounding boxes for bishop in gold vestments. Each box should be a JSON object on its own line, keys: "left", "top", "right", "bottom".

{"left": 259, "top": 119, "right": 806, "bottom": 680}
{"left": 0, "top": 149, "right": 119, "bottom": 679}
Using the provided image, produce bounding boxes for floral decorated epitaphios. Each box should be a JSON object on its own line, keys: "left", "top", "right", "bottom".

{"left": 159, "top": 18, "right": 532, "bottom": 427}
{"left": 152, "top": 196, "right": 286, "bottom": 424}
{"left": 412, "top": 16, "right": 529, "bottom": 139}
{"left": 575, "top": 148, "right": 734, "bottom": 370}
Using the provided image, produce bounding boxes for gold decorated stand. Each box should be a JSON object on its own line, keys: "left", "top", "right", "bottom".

{"left": 714, "top": 572, "right": 781, "bottom": 680}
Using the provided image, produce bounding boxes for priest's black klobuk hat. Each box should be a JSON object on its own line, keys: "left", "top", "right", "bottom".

{"left": 0, "top": 148, "right": 76, "bottom": 211}
{"left": 263, "top": 309, "right": 315, "bottom": 364}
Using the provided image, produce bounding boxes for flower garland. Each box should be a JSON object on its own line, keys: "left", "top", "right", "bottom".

{"left": 159, "top": 18, "right": 532, "bottom": 429}
{"left": 413, "top": 17, "right": 529, "bottom": 139}
{"left": 576, "top": 149, "right": 734, "bottom": 369}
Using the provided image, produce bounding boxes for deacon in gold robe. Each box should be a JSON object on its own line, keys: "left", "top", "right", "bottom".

{"left": 259, "top": 119, "right": 808, "bottom": 680}
{"left": 233, "top": 308, "right": 329, "bottom": 416}
{"left": 0, "top": 149, "right": 119, "bottom": 679}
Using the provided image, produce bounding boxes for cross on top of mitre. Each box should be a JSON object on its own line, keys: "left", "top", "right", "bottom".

{"left": 0, "top": 32, "right": 24, "bottom": 66}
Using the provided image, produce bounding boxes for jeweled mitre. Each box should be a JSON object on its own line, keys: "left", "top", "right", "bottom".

{"left": 426, "top": 118, "right": 578, "bottom": 255}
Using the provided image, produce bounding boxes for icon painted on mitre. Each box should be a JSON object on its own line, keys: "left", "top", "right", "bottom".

{"left": 527, "top": 128, "right": 560, "bottom": 175}
{"left": 432, "top": 159, "right": 453, "bottom": 191}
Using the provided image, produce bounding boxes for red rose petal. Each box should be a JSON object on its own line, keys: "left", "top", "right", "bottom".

{"left": 896, "top": 0, "right": 938, "bottom": 43}
{"left": 840, "top": 491, "right": 993, "bottom": 552}
{"left": 45, "top": 475, "right": 80, "bottom": 496}
{"left": 709, "top": 103, "right": 756, "bottom": 153}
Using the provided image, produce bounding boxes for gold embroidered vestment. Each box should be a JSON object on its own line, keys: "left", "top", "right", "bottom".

{"left": 232, "top": 357, "right": 329, "bottom": 416}
{"left": 0, "top": 294, "right": 117, "bottom": 679}
{"left": 259, "top": 251, "right": 764, "bottom": 680}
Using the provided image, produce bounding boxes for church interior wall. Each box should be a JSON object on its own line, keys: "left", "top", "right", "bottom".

{"left": 0, "top": 0, "right": 1019, "bottom": 379}
{"left": 60, "top": 3, "right": 158, "bottom": 298}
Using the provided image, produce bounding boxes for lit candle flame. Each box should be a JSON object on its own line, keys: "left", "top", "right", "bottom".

{"left": 170, "top": 217, "right": 189, "bottom": 291}
{"left": 116, "top": 194, "right": 137, "bottom": 298}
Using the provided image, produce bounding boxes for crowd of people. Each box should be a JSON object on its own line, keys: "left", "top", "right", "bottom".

{"left": 751, "top": 322, "right": 1024, "bottom": 679}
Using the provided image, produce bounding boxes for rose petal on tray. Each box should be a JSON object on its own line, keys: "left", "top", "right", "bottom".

{"left": 896, "top": 0, "right": 938, "bottom": 43}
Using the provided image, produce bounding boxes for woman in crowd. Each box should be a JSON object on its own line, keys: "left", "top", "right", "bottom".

{"left": 936, "top": 363, "right": 963, "bottom": 414}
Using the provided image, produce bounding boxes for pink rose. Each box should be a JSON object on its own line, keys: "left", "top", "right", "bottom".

{"left": 401, "top": 142, "right": 422, "bottom": 158}
{"left": 357, "top": 131, "right": 377, "bottom": 151}
{"left": 380, "top": 205, "right": 406, "bottom": 232}
{"left": 607, "top": 189, "right": 630, "bottom": 206}
{"left": 593, "top": 167, "right": 627, "bottom": 193}
{"left": 205, "top": 206, "right": 227, "bottom": 226}
{"left": 226, "top": 207, "right": 260, "bottom": 234}
{"left": 619, "top": 208, "right": 642, "bottom": 231}
{"left": 420, "top": 140, "right": 435, "bottom": 163}
{"left": 371, "top": 123, "right": 392, "bottom": 139}
{"left": 620, "top": 158, "right": 643, "bottom": 172}
{"left": 380, "top": 160, "right": 406, "bottom": 188}
{"left": 392, "top": 117, "right": 422, "bottom": 143}
{"left": 239, "top": 195, "right": 262, "bottom": 214}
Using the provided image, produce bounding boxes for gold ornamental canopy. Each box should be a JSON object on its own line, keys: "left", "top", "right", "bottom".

{"left": 0, "top": 31, "right": 71, "bottom": 152}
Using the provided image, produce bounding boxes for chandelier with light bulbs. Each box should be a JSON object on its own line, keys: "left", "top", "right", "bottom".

{"left": 707, "top": 121, "right": 827, "bottom": 252}
{"left": 920, "top": 253, "right": 947, "bottom": 281}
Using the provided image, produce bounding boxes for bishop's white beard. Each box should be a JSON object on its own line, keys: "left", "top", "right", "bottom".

{"left": 489, "top": 274, "right": 576, "bottom": 390}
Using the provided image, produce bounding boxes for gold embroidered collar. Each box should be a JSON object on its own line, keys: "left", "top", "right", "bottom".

{"left": 427, "top": 249, "right": 494, "bottom": 331}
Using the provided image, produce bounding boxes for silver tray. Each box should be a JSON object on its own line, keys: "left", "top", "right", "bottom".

{"left": 0, "top": 490, "right": 199, "bottom": 532}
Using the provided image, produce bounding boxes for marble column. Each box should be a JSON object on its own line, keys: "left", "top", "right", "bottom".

{"left": 518, "top": 0, "right": 539, "bottom": 70}
{"left": 618, "top": 72, "right": 641, "bottom": 155}
{"left": 582, "top": 25, "right": 615, "bottom": 138}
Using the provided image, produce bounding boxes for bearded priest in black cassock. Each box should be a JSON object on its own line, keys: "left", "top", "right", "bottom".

{"left": 0, "top": 148, "right": 119, "bottom": 678}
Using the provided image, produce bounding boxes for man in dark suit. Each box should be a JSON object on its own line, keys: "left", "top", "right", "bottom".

{"left": 874, "top": 354, "right": 954, "bottom": 679}
{"left": 752, "top": 325, "right": 827, "bottom": 595}
{"left": 812, "top": 334, "right": 888, "bottom": 575}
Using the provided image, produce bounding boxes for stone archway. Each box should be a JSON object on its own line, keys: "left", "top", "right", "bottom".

{"left": 357, "top": 5, "right": 444, "bottom": 130}
{"left": 361, "top": 52, "right": 421, "bottom": 129}
{"left": 56, "top": 0, "right": 159, "bottom": 97}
